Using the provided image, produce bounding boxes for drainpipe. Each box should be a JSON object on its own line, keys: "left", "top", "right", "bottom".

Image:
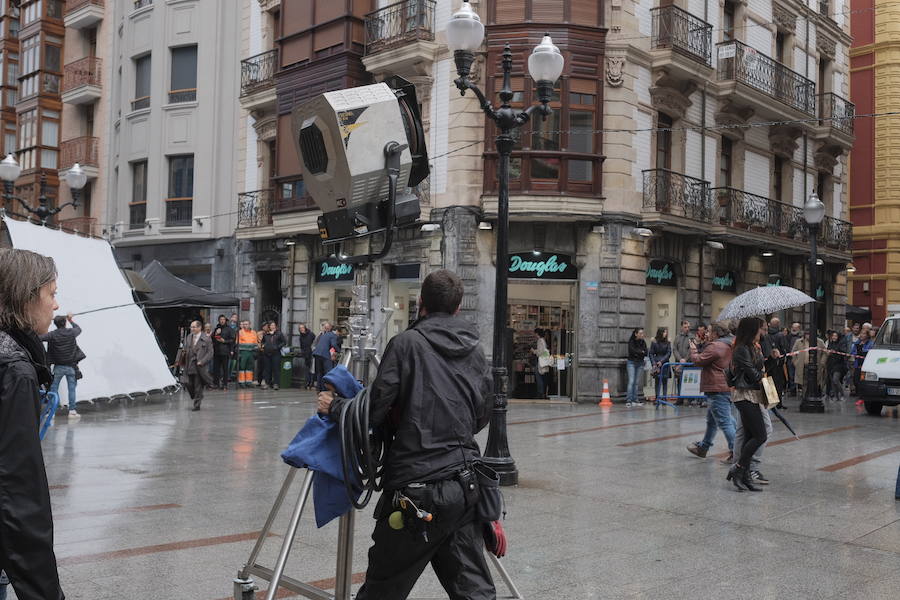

{"left": 803, "top": 7, "right": 811, "bottom": 204}
{"left": 699, "top": 0, "right": 710, "bottom": 323}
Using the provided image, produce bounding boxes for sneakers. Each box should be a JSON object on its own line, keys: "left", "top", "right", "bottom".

{"left": 260, "top": 382, "right": 269, "bottom": 389}
{"left": 69, "top": 409, "right": 81, "bottom": 420}
{"left": 750, "top": 471, "right": 769, "bottom": 485}
{"left": 273, "top": 384, "right": 280, "bottom": 391}
{"left": 686, "top": 443, "right": 708, "bottom": 458}
{"left": 625, "top": 401, "right": 633, "bottom": 407}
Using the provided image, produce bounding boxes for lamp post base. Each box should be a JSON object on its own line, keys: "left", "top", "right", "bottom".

{"left": 799, "top": 396, "right": 825, "bottom": 413}
{"left": 481, "top": 456, "right": 519, "bottom": 486}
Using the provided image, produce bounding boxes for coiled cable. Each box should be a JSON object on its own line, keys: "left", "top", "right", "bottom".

{"left": 338, "top": 386, "right": 386, "bottom": 509}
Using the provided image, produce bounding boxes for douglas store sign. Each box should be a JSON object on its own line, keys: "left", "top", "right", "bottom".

{"left": 315, "top": 257, "right": 354, "bottom": 282}
{"left": 646, "top": 260, "right": 677, "bottom": 287}
{"left": 508, "top": 252, "right": 577, "bottom": 280}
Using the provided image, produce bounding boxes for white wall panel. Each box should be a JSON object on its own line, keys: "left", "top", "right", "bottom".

{"left": 633, "top": 110, "right": 653, "bottom": 192}
{"left": 429, "top": 59, "right": 450, "bottom": 194}
{"left": 746, "top": 21, "right": 773, "bottom": 56}
{"left": 793, "top": 167, "right": 805, "bottom": 206}
{"left": 685, "top": 130, "right": 703, "bottom": 179}
{"left": 833, "top": 181, "right": 842, "bottom": 216}
{"left": 686, "top": 91, "right": 702, "bottom": 123}
{"left": 636, "top": 65, "right": 652, "bottom": 105}
{"left": 747, "top": 0, "right": 772, "bottom": 21}
{"left": 637, "top": 0, "right": 652, "bottom": 37}
{"left": 435, "top": 0, "right": 451, "bottom": 31}
{"left": 745, "top": 119, "right": 769, "bottom": 149}
{"left": 744, "top": 151, "right": 770, "bottom": 197}
{"left": 705, "top": 135, "right": 718, "bottom": 183}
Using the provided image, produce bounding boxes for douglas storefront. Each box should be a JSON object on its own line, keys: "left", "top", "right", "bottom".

{"left": 311, "top": 257, "right": 355, "bottom": 338}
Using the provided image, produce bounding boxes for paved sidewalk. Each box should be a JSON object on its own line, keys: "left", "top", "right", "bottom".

{"left": 11, "top": 388, "right": 900, "bottom": 599}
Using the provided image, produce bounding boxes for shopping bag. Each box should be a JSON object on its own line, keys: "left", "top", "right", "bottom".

{"left": 761, "top": 376, "right": 780, "bottom": 407}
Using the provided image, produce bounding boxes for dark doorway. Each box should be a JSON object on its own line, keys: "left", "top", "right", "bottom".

{"left": 257, "top": 270, "right": 282, "bottom": 327}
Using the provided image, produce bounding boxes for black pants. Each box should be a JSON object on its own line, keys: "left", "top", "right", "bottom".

{"left": 734, "top": 400, "right": 767, "bottom": 467}
{"left": 186, "top": 373, "right": 204, "bottom": 408}
{"left": 355, "top": 479, "right": 495, "bottom": 600}
{"left": 261, "top": 353, "right": 279, "bottom": 386}
{"left": 213, "top": 353, "right": 230, "bottom": 387}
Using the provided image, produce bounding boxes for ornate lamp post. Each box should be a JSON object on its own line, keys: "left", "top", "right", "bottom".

{"left": 0, "top": 154, "right": 87, "bottom": 222}
{"left": 446, "top": 0, "right": 564, "bottom": 485}
{"left": 800, "top": 191, "right": 826, "bottom": 413}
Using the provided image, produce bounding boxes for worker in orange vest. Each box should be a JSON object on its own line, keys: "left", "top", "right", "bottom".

{"left": 236, "top": 320, "right": 258, "bottom": 387}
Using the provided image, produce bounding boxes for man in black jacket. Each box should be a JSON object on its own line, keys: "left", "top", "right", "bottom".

{"left": 296, "top": 323, "right": 316, "bottom": 389}
{"left": 318, "top": 269, "right": 494, "bottom": 600}
{"left": 261, "top": 323, "right": 286, "bottom": 390}
{"left": 211, "top": 314, "right": 235, "bottom": 390}
{"left": 40, "top": 313, "right": 82, "bottom": 417}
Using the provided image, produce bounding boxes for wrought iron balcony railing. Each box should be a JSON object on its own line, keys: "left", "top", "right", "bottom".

{"left": 819, "top": 215, "right": 853, "bottom": 251}
{"left": 240, "top": 49, "right": 277, "bottom": 97}
{"left": 642, "top": 169, "right": 713, "bottom": 223}
{"left": 717, "top": 40, "right": 816, "bottom": 116}
{"left": 712, "top": 187, "right": 806, "bottom": 240}
{"left": 165, "top": 198, "right": 192, "bottom": 227}
{"left": 819, "top": 92, "right": 855, "bottom": 136}
{"left": 237, "top": 189, "right": 273, "bottom": 228}
{"left": 62, "top": 56, "right": 102, "bottom": 94}
{"left": 129, "top": 202, "right": 146, "bottom": 230}
{"left": 365, "top": 0, "right": 436, "bottom": 55}
{"left": 66, "top": 0, "right": 104, "bottom": 14}
{"left": 650, "top": 5, "right": 712, "bottom": 66}
{"left": 60, "top": 136, "right": 99, "bottom": 170}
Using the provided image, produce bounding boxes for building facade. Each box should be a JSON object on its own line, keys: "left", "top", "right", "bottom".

{"left": 849, "top": 0, "right": 896, "bottom": 324}
{"left": 106, "top": 0, "right": 241, "bottom": 293}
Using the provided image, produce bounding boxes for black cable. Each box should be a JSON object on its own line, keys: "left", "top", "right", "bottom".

{"left": 338, "top": 385, "right": 386, "bottom": 509}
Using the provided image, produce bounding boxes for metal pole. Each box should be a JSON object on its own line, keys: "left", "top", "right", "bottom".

{"left": 333, "top": 511, "right": 356, "bottom": 599}
{"left": 800, "top": 225, "right": 824, "bottom": 413}
{"left": 265, "top": 470, "right": 315, "bottom": 600}
{"left": 239, "top": 468, "right": 298, "bottom": 579}
{"left": 482, "top": 47, "right": 518, "bottom": 486}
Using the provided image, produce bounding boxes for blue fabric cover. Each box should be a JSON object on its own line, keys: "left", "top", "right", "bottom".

{"left": 281, "top": 365, "right": 363, "bottom": 527}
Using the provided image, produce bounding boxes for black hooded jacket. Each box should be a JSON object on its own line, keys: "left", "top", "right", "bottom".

{"left": 331, "top": 312, "right": 492, "bottom": 490}
{"left": 0, "top": 328, "right": 65, "bottom": 600}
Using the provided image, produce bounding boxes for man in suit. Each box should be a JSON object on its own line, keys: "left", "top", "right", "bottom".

{"left": 179, "top": 320, "right": 213, "bottom": 411}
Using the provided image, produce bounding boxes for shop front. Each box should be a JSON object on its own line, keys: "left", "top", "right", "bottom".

{"left": 506, "top": 251, "right": 577, "bottom": 400}
{"left": 645, "top": 259, "right": 679, "bottom": 339}
{"left": 385, "top": 263, "right": 422, "bottom": 341}
{"left": 311, "top": 257, "right": 356, "bottom": 338}
{"left": 711, "top": 269, "right": 738, "bottom": 322}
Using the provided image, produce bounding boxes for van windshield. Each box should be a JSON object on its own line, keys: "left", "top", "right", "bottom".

{"left": 874, "top": 319, "right": 900, "bottom": 346}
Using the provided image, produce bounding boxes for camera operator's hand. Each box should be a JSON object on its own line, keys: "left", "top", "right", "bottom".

{"left": 317, "top": 391, "right": 334, "bottom": 415}
{"left": 66, "top": 312, "right": 74, "bottom": 322}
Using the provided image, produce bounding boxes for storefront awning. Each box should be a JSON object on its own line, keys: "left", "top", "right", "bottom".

{"left": 139, "top": 260, "right": 239, "bottom": 308}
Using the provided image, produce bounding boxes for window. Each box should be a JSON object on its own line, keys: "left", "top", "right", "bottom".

{"left": 5, "top": 54, "right": 17, "bottom": 86}
{"left": 818, "top": 172, "right": 830, "bottom": 211}
{"left": 4, "top": 125, "right": 15, "bottom": 156}
{"left": 47, "top": 0, "right": 62, "bottom": 19}
{"left": 775, "top": 31, "right": 786, "bottom": 64}
{"left": 132, "top": 161, "right": 148, "bottom": 203}
{"left": 44, "top": 44, "right": 60, "bottom": 72}
{"left": 8, "top": 18, "right": 18, "bottom": 38}
{"left": 169, "top": 45, "right": 197, "bottom": 103}
{"left": 719, "top": 138, "right": 733, "bottom": 187}
{"left": 656, "top": 113, "right": 673, "bottom": 170}
{"left": 281, "top": 180, "right": 305, "bottom": 199}
{"left": 17, "top": 109, "right": 37, "bottom": 170}
{"left": 773, "top": 157, "right": 784, "bottom": 202}
{"left": 23, "top": 0, "right": 40, "bottom": 25}
{"left": 41, "top": 119, "right": 58, "bottom": 146}
{"left": 168, "top": 155, "right": 194, "bottom": 198}
{"left": 21, "top": 35, "right": 38, "bottom": 74}
{"left": 133, "top": 54, "right": 151, "bottom": 110}
{"left": 724, "top": 1, "right": 736, "bottom": 41}
{"left": 568, "top": 110, "right": 594, "bottom": 182}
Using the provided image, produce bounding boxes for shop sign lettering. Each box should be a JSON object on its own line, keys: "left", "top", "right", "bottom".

{"left": 315, "top": 258, "right": 354, "bottom": 282}
{"left": 646, "top": 260, "right": 677, "bottom": 287}
{"left": 507, "top": 252, "right": 577, "bottom": 280}
{"left": 712, "top": 271, "right": 737, "bottom": 293}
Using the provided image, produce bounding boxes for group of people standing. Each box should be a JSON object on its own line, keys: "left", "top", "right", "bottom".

{"left": 625, "top": 321, "right": 710, "bottom": 407}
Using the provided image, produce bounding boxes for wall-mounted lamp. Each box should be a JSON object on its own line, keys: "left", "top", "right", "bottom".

{"left": 478, "top": 221, "right": 492, "bottom": 230}
{"left": 846, "top": 263, "right": 856, "bottom": 273}
{"left": 420, "top": 223, "right": 441, "bottom": 232}
{"left": 706, "top": 240, "right": 725, "bottom": 250}
{"left": 590, "top": 225, "right": 604, "bottom": 234}
{"left": 631, "top": 227, "right": 653, "bottom": 238}
{"left": 761, "top": 250, "right": 775, "bottom": 257}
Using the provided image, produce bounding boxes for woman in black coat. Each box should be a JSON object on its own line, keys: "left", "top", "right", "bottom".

{"left": 0, "top": 248, "right": 66, "bottom": 599}
{"left": 649, "top": 327, "right": 672, "bottom": 401}
{"left": 727, "top": 316, "right": 768, "bottom": 492}
{"left": 626, "top": 328, "right": 648, "bottom": 406}
{"left": 825, "top": 330, "right": 849, "bottom": 402}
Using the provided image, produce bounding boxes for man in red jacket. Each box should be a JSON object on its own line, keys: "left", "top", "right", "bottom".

{"left": 686, "top": 323, "right": 737, "bottom": 461}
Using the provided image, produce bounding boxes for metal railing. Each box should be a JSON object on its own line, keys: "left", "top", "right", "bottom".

{"left": 59, "top": 136, "right": 99, "bottom": 170}
{"left": 134, "top": 0, "right": 152, "bottom": 10}
{"left": 237, "top": 189, "right": 273, "bottom": 228}
{"left": 62, "top": 56, "right": 102, "bottom": 94}
{"left": 59, "top": 216, "right": 97, "bottom": 236}
{"left": 642, "top": 169, "right": 712, "bottom": 223}
{"left": 165, "top": 198, "right": 192, "bottom": 227}
{"left": 240, "top": 49, "right": 277, "bottom": 97}
{"left": 365, "top": 0, "right": 436, "bottom": 54}
{"left": 819, "top": 92, "right": 855, "bottom": 136}
{"left": 717, "top": 40, "right": 816, "bottom": 116}
{"left": 820, "top": 215, "right": 853, "bottom": 251}
{"left": 65, "top": 0, "right": 104, "bottom": 14}
{"left": 168, "top": 88, "right": 196, "bottom": 104}
{"left": 273, "top": 195, "right": 318, "bottom": 214}
{"left": 712, "top": 187, "right": 806, "bottom": 240}
{"left": 131, "top": 96, "right": 150, "bottom": 111}
{"left": 129, "top": 203, "right": 146, "bottom": 230}
{"left": 650, "top": 5, "right": 712, "bottom": 66}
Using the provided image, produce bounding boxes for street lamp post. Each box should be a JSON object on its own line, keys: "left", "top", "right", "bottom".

{"left": 446, "top": 0, "right": 564, "bottom": 486}
{"left": 0, "top": 154, "right": 88, "bottom": 222}
{"left": 800, "top": 191, "right": 825, "bottom": 413}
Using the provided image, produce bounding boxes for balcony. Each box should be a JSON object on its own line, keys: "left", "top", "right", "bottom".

{"left": 61, "top": 56, "right": 102, "bottom": 105}
{"left": 59, "top": 137, "right": 99, "bottom": 179}
{"left": 64, "top": 0, "right": 104, "bottom": 29}
{"left": 165, "top": 198, "right": 192, "bottom": 228}
{"left": 820, "top": 215, "right": 852, "bottom": 252}
{"left": 363, "top": 0, "right": 438, "bottom": 78}
{"left": 133, "top": 0, "right": 152, "bottom": 10}
{"left": 237, "top": 189, "right": 273, "bottom": 229}
{"left": 239, "top": 49, "right": 277, "bottom": 113}
{"left": 716, "top": 40, "right": 816, "bottom": 119}
{"left": 641, "top": 169, "right": 713, "bottom": 231}
{"left": 651, "top": 6, "right": 712, "bottom": 69}
{"left": 813, "top": 92, "right": 855, "bottom": 155}
{"left": 59, "top": 216, "right": 97, "bottom": 237}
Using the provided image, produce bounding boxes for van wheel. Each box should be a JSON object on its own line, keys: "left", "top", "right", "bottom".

{"left": 864, "top": 401, "right": 883, "bottom": 416}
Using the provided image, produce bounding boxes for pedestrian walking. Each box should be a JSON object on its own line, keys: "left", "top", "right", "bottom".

{"left": 176, "top": 320, "right": 213, "bottom": 410}
{"left": 261, "top": 322, "right": 286, "bottom": 390}
{"left": 686, "top": 323, "right": 737, "bottom": 460}
{"left": 318, "top": 269, "right": 495, "bottom": 600}
{"left": 236, "top": 320, "right": 258, "bottom": 387}
{"left": 0, "top": 247, "right": 66, "bottom": 600}
{"left": 212, "top": 314, "right": 235, "bottom": 390}
{"left": 852, "top": 329, "right": 874, "bottom": 404}
{"left": 313, "top": 321, "right": 341, "bottom": 391}
{"left": 672, "top": 320, "right": 692, "bottom": 395}
{"left": 727, "top": 317, "right": 769, "bottom": 492}
{"left": 649, "top": 327, "right": 672, "bottom": 402}
{"left": 531, "top": 328, "right": 550, "bottom": 399}
{"left": 39, "top": 312, "right": 82, "bottom": 417}
{"left": 785, "top": 321, "right": 803, "bottom": 394}
{"left": 297, "top": 323, "right": 316, "bottom": 389}
{"left": 626, "top": 328, "right": 648, "bottom": 407}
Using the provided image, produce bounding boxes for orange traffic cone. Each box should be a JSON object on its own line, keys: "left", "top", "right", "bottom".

{"left": 599, "top": 379, "right": 613, "bottom": 407}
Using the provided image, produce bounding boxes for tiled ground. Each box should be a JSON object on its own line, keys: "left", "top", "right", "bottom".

{"left": 9, "top": 388, "right": 900, "bottom": 599}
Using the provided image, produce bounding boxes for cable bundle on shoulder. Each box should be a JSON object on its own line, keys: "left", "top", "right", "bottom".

{"left": 338, "top": 386, "right": 386, "bottom": 509}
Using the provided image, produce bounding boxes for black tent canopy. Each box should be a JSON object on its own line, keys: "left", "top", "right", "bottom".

{"left": 139, "top": 260, "right": 238, "bottom": 308}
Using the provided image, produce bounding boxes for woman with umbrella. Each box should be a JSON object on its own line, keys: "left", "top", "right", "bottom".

{"left": 727, "top": 317, "right": 768, "bottom": 492}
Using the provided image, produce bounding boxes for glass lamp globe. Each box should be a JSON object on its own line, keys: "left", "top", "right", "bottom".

{"left": 0, "top": 154, "right": 21, "bottom": 183}
{"left": 803, "top": 192, "right": 825, "bottom": 225}
{"left": 65, "top": 163, "right": 88, "bottom": 191}
{"left": 446, "top": 0, "right": 484, "bottom": 52}
{"left": 528, "top": 34, "right": 565, "bottom": 84}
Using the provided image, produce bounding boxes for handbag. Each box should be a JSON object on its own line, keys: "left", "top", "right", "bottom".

{"left": 473, "top": 461, "right": 505, "bottom": 522}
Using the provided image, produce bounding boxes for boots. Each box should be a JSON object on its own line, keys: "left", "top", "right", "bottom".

{"left": 726, "top": 464, "right": 747, "bottom": 491}
{"left": 741, "top": 468, "right": 763, "bottom": 492}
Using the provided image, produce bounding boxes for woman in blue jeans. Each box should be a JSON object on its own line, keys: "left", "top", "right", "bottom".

{"left": 626, "top": 328, "right": 648, "bottom": 406}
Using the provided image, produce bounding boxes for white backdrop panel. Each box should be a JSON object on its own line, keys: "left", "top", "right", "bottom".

{"left": 4, "top": 218, "right": 175, "bottom": 402}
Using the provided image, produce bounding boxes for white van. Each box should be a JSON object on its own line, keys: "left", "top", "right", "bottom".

{"left": 858, "top": 315, "right": 900, "bottom": 415}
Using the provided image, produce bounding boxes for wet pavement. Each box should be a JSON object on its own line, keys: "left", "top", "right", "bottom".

{"left": 11, "top": 388, "right": 900, "bottom": 599}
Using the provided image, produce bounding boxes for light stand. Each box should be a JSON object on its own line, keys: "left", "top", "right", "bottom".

{"left": 448, "top": 1, "right": 564, "bottom": 486}
{"left": 800, "top": 192, "right": 825, "bottom": 413}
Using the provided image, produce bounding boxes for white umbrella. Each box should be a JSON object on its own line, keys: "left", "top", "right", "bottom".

{"left": 716, "top": 286, "right": 815, "bottom": 322}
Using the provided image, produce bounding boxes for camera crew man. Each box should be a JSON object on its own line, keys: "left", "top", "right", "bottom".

{"left": 317, "top": 269, "right": 495, "bottom": 600}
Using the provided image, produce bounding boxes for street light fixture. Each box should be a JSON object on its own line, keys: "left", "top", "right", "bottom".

{"left": 800, "top": 190, "right": 825, "bottom": 413}
{"left": 447, "top": 0, "right": 564, "bottom": 486}
{"left": 0, "top": 154, "right": 87, "bottom": 222}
